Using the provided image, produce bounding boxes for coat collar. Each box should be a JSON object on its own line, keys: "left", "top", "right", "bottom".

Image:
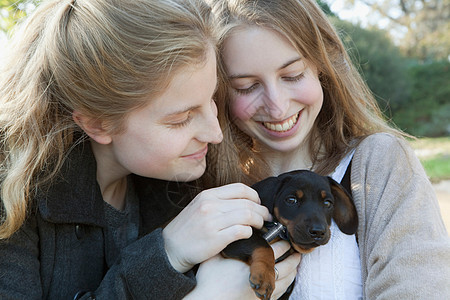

{"left": 37, "top": 140, "right": 195, "bottom": 230}
{"left": 37, "top": 141, "right": 106, "bottom": 227}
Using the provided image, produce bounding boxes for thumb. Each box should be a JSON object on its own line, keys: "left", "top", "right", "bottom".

{"left": 271, "top": 240, "right": 292, "bottom": 260}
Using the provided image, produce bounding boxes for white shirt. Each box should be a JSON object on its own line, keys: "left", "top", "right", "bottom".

{"left": 289, "top": 150, "right": 363, "bottom": 300}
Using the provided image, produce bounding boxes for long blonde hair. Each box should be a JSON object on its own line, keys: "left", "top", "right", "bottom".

{"left": 204, "top": 0, "right": 405, "bottom": 187}
{"left": 0, "top": 0, "right": 216, "bottom": 238}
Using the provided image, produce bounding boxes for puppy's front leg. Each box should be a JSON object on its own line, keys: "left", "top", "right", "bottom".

{"left": 249, "top": 245, "right": 275, "bottom": 299}
{"left": 222, "top": 230, "right": 276, "bottom": 299}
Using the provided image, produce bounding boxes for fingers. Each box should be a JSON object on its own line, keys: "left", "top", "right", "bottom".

{"left": 275, "top": 252, "right": 301, "bottom": 280}
{"left": 271, "top": 251, "right": 301, "bottom": 300}
{"left": 204, "top": 183, "right": 261, "bottom": 204}
{"left": 271, "top": 240, "right": 291, "bottom": 260}
{"left": 195, "top": 184, "right": 271, "bottom": 223}
{"left": 271, "top": 241, "right": 301, "bottom": 280}
{"left": 212, "top": 199, "right": 269, "bottom": 218}
{"left": 216, "top": 199, "right": 270, "bottom": 226}
{"left": 193, "top": 188, "right": 271, "bottom": 231}
{"left": 162, "top": 184, "right": 272, "bottom": 273}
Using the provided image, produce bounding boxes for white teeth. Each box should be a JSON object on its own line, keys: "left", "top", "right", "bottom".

{"left": 263, "top": 113, "right": 299, "bottom": 132}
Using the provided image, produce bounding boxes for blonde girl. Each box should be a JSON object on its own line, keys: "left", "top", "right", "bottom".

{"left": 0, "top": 0, "right": 288, "bottom": 298}
{"left": 206, "top": 0, "right": 450, "bottom": 298}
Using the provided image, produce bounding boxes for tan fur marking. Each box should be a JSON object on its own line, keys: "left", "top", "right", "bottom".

{"left": 250, "top": 247, "right": 276, "bottom": 299}
{"left": 273, "top": 207, "right": 279, "bottom": 220}
{"left": 296, "top": 190, "right": 304, "bottom": 198}
{"left": 249, "top": 247, "right": 275, "bottom": 266}
{"left": 292, "top": 243, "right": 315, "bottom": 254}
{"left": 321, "top": 190, "right": 327, "bottom": 198}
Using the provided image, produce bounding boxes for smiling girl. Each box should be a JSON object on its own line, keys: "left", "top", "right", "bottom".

{"left": 206, "top": 0, "right": 450, "bottom": 298}
{"left": 0, "top": 0, "right": 280, "bottom": 298}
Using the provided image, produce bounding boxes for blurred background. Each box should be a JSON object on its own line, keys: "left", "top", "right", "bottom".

{"left": 1, "top": 0, "right": 449, "bottom": 229}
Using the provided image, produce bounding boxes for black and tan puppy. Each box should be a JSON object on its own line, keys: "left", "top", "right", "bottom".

{"left": 222, "top": 170, "right": 358, "bottom": 299}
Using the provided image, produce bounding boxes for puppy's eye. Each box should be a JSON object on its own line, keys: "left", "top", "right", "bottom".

{"left": 323, "top": 199, "right": 333, "bottom": 208}
{"left": 285, "top": 196, "right": 297, "bottom": 205}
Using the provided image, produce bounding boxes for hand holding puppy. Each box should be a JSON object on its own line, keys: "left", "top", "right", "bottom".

{"left": 184, "top": 240, "right": 300, "bottom": 300}
{"left": 163, "top": 183, "right": 270, "bottom": 273}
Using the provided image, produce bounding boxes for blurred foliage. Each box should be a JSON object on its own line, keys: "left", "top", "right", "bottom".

{"left": 0, "top": 0, "right": 40, "bottom": 33}
{"left": 317, "top": 0, "right": 337, "bottom": 17}
{"left": 329, "top": 17, "right": 449, "bottom": 137}
{"left": 394, "top": 61, "right": 450, "bottom": 137}
{"left": 334, "top": 19, "right": 411, "bottom": 115}
{"left": 409, "top": 137, "right": 450, "bottom": 182}
{"left": 341, "top": 0, "right": 450, "bottom": 62}
{"left": 319, "top": 0, "right": 449, "bottom": 138}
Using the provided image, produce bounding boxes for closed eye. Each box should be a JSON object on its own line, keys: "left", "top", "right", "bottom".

{"left": 234, "top": 83, "right": 259, "bottom": 95}
{"left": 169, "top": 112, "right": 193, "bottom": 128}
{"left": 283, "top": 73, "right": 304, "bottom": 82}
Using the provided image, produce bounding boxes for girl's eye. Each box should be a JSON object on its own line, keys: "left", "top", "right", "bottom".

{"left": 285, "top": 196, "right": 297, "bottom": 205}
{"left": 283, "top": 73, "right": 304, "bottom": 82}
{"left": 170, "top": 113, "right": 193, "bottom": 128}
{"left": 234, "top": 83, "right": 259, "bottom": 95}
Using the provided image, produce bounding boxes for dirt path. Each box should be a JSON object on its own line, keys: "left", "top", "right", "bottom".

{"left": 434, "top": 180, "right": 450, "bottom": 233}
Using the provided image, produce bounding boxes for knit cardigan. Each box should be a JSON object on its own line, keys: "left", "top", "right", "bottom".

{"left": 351, "top": 133, "right": 450, "bottom": 298}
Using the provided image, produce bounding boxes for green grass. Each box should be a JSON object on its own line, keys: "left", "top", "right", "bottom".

{"left": 409, "top": 137, "right": 450, "bottom": 183}
{"left": 420, "top": 155, "right": 450, "bottom": 182}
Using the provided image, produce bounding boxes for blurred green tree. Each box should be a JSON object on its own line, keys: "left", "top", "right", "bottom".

{"left": 317, "top": 0, "right": 337, "bottom": 17}
{"left": 394, "top": 61, "right": 450, "bottom": 137}
{"left": 341, "top": 0, "right": 450, "bottom": 61}
{"left": 334, "top": 19, "right": 411, "bottom": 118}
{"left": 0, "top": 0, "right": 40, "bottom": 34}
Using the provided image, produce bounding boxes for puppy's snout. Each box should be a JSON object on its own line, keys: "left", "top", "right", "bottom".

{"left": 308, "top": 225, "right": 326, "bottom": 241}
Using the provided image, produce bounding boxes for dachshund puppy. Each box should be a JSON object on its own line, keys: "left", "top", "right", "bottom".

{"left": 222, "top": 170, "right": 358, "bottom": 299}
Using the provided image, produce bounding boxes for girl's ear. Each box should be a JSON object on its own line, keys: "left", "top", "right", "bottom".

{"left": 72, "top": 111, "right": 112, "bottom": 145}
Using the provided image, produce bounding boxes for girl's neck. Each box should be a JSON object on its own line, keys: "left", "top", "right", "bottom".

{"left": 256, "top": 143, "right": 313, "bottom": 176}
{"left": 90, "top": 140, "right": 129, "bottom": 211}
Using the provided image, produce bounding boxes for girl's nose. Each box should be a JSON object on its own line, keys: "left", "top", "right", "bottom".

{"left": 263, "top": 84, "right": 289, "bottom": 120}
{"left": 205, "top": 118, "right": 223, "bottom": 144}
{"left": 197, "top": 103, "right": 223, "bottom": 144}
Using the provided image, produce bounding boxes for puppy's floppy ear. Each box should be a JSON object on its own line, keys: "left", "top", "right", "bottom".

{"left": 251, "top": 176, "right": 283, "bottom": 213}
{"left": 327, "top": 177, "right": 358, "bottom": 235}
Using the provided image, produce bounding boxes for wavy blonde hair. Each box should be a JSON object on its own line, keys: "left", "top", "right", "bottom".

{"left": 0, "top": 0, "right": 216, "bottom": 238}
{"left": 203, "top": 0, "right": 406, "bottom": 187}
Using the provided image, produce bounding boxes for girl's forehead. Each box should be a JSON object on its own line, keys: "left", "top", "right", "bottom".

{"left": 222, "top": 26, "right": 303, "bottom": 71}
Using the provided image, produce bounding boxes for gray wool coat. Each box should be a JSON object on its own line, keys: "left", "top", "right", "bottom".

{"left": 0, "top": 142, "right": 196, "bottom": 300}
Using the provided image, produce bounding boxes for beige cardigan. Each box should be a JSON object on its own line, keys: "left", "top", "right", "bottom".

{"left": 351, "top": 133, "right": 450, "bottom": 299}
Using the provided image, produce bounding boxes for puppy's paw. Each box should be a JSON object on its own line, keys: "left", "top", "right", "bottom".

{"left": 249, "top": 263, "right": 275, "bottom": 300}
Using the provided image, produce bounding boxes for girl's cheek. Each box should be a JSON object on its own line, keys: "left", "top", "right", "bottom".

{"left": 229, "top": 95, "right": 258, "bottom": 121}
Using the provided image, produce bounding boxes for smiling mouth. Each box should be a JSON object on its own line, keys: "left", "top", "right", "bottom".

{"left": 182, "top": 145, "right": 208, "bottom": 159}
{"left": 261, "top": 112, "right": 300, "bottom": 132}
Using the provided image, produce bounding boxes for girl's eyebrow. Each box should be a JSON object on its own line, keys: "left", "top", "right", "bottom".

{"left": 228, "top": 57, "right": 302, "bottom": 79}
{"left": 166, "top": 105, "right": 201, "bottom": 116}
{"left": 166, "top": 83, "right": 218, "bottom": 116}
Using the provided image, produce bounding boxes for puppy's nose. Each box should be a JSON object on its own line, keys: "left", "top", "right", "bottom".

{"left": 309, "top": 226, "right": 326, "bottom": 241}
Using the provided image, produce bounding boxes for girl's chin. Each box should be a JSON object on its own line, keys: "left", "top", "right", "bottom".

{"left": 255, "top": 140, "right": 302, "bottom": 154}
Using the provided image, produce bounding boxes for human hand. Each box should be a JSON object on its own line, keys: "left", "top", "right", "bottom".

{"left": 162, "top": 183, "right": 271, "bottom": 273}
{"left": 270, "top": 240, "right": 301, "bottom": 300}
{"left": 183, "top": 240, "right": 300, "bottom": 300}
{"left": 183, "top": 255, "right": 257, "bottom": 299}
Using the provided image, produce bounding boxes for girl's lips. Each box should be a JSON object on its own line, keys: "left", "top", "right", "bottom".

{"left": 259, "top": 111, "right": 302, "bottom": 137}
{"left": 262, "top": 112, "right": 300, "bottom": 132}
{"left": 182, "top": 145, "right": 208, "bottom": 160}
